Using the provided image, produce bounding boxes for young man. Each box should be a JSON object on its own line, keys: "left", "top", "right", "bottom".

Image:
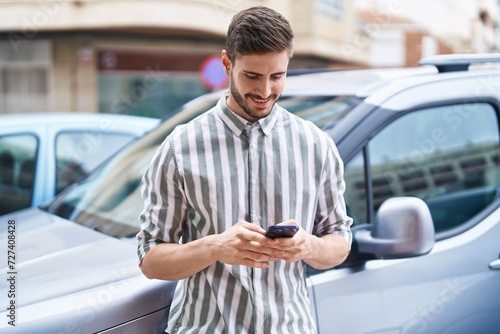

{"left": 137, "top": 6, "right": 352, "bottom": 333}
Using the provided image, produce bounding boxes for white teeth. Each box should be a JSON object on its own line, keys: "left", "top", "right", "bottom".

{"left": 253, "top": 97, "right": 268, "bottom": 103}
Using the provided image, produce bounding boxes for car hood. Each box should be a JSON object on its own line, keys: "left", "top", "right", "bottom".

{"left": 1, "top": 208, "right": 141, "bottom": 306}
{"left": 0, "top": 208, "right": 174, "bottom": 332}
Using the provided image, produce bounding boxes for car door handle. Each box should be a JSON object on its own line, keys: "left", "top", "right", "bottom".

{"left": 489, "top": 258, "right": 500, "bottom": 270}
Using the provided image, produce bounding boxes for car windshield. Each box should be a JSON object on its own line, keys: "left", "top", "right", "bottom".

{"left": 46, "top": 94, "right": 362, "bottom": 238}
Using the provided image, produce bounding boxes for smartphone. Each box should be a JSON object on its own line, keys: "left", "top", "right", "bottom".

{"left": 265, "top": 225, "right": 299, "bottom": 239}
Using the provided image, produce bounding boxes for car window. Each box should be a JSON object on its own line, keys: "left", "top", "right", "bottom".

{"left": 368, "top": 102, "right": 500, "bottom": 233}
{"left": 0, "top": 134, "right": 38, "bottom": 215}
{"left": 343, "top": 151, "right": 368, "bottom": 226}
{"left": 279, "top": 95, "right": 362, "bottom": 130}
{"left": 55, "top": 131, "right": 137, "bottom": 195}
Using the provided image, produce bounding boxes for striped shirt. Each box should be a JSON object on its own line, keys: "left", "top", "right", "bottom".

{"left": 137, "top": 95, "right": 352, "bottom": 334}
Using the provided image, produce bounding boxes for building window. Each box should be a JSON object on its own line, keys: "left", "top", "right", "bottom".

{"left": 0, "top": 40, "right": 52, "bottom": 113}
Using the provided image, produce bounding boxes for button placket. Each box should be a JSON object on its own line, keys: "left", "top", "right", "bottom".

{"left": 247, "top": 124, "right": 260, "bottom": 225}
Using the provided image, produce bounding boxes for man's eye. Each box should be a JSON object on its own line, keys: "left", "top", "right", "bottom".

{"left": 246, "top": 74, "right": 259, "bottom": 80}
{"left": 272, "top": 74, "right": 284, "bottom": 80}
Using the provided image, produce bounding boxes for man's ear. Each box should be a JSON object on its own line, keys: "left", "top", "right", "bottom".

{"left": 221, "top": 50, "right": 231, "bottom": 75}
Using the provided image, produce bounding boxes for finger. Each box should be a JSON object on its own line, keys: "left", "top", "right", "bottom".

{"left": 236, "top": 250, "right": 276, "bottom": 267}
{"left": 236, "top": 221, "right": 267, "bottom": 234}
{"left": 270, "top": 237, "right": 297, "bottom": 249}
{"left": 258, "top": 246, "right": 286, "bottom": 258}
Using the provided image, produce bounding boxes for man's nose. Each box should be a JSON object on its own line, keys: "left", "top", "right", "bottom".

{"left": 256, "top": 79, "right": 272, "bottom": 98}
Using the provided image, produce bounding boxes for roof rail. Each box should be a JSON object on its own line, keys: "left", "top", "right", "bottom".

{"left": 418, "top": 53, "right": 500, "bottom": 73}
{"left": 286, "top": 68, "right": 335, "bottom": 76}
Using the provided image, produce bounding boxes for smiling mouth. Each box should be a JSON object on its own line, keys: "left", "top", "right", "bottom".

{"left": 251, "top": 96, "right": 270, "bottom": 102}
{"left": 250, "top": 96, "right": 273, "bottom": 106}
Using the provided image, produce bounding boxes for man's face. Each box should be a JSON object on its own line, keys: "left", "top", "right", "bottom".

{"left": 222, "top": 51, "right": 289, "bottom": 122}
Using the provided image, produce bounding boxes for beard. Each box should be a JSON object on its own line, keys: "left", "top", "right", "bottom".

{"left": 229, "top": 74, "right": 279, "bottom": 121}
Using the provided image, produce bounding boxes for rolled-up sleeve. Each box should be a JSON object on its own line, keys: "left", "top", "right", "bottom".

{"left": 314, "top": 138, "right": 353, "bottom": 249}
{"left": 136, "top": 138, "right": 187, "bottom": 264}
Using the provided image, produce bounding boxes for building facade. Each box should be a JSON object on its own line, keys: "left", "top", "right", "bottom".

{"left": 0, "top": 0, "right": 495, "bottom": 116}
{"left": 0, "top": 0, "right": 367, "bottom": 116}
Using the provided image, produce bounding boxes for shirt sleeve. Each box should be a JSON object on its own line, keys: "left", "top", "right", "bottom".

{"left": 314, "top": 136, "right": 353, "bottom": 249}
{"left": 136, "top": 137, "right": 187, "bottom": 264}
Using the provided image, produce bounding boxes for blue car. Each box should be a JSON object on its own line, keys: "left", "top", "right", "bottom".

{"left": 0, "top": 113, "right": 159, "bottom": 215}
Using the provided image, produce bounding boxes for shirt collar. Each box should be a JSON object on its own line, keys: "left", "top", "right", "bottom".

{"left": 216, "top": 94, "right": 280, "bottom": 137}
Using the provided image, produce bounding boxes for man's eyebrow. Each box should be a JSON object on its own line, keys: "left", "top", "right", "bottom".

{"left": 242, "top": 70, "right": 287, "bottom": 76}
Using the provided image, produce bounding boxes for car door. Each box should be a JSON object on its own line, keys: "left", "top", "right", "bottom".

{"left": 308, "top": 99, "right": 500, "bottom": 333}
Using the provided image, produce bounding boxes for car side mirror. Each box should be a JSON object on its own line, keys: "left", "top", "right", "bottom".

{"left": 355, "top": 197, "right": 435, "bottom": 259}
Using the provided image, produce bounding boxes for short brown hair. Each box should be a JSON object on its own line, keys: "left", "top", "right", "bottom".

{"left": 226, "top": 6, "right": 294, "bottom": 61}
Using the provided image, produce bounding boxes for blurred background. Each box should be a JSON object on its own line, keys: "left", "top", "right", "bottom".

{"left": 0, "top": 0, "right": 499, "bottom": 118}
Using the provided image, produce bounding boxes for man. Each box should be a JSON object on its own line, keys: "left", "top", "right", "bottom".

{"left": 137, "top": 5, "right": 352, "bottom": 333}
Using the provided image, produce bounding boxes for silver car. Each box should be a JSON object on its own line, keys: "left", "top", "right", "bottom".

{"left": 0, "top": 113, "right": 159, "bottom": 215}
{"left": 1, "top": 54, "right": 499, "bottom": 333}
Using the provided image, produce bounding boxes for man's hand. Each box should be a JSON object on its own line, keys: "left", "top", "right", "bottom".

{"left": 265, "top": 220, "right": 313, "bottom": 262}
{"left": 268, "top": 220, "right": 350, "bottom": 269}
{"left": 211, "top": 221, "right": 281, "bottom": 268}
